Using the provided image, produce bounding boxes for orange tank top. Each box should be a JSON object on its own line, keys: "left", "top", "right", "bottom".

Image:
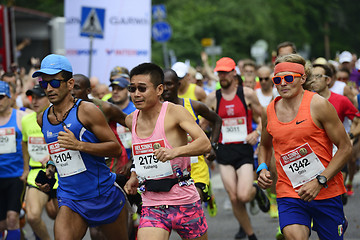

{"left": 267, "top": 90, "right": 345, "bottom": 200}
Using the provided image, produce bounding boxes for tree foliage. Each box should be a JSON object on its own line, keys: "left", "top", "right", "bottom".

{"left": 152, "top": 0, "right": 360, "bottom": 67}
{"left": 7, "top": 0, "right": 360, "bottom": 67}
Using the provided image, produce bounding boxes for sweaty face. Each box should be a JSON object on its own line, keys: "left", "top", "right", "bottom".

{"left": 257, "top": 68, "right": 273, "bottom": 91}
{"left": 0, "top": 95, "right": 11, "bottom": 113}
{"left": 309, "top": 67, "right": 327, "bottom": 93}
{"left": 111, "top": 85, "right": 129, "bottom": 104}
{"left": 275, "top": 71, "right": 304, "bottom": 99}
{"left": 162, "top": 72, "right": 178, "bottom": 101}
{"left": 218, "top": 71, "right": 234, "bottom": 89}
{"left": 72, "top": 80, "right": 88, "bottom": 99}
{"left": 129, "top": 74, "right": 162, "bottom": 110}
{"left": 41, "top": 72, "right": 70, "bottom": 105}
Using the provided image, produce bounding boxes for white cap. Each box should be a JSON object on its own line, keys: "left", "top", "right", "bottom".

{"left": 171, "top": 62, "right": 188, "bottom": 78}
{"left": 195, "top": 72, "right": 203, "bottom": 80}
{"left": 339, "top": 51, "right": 352, "bottom": 64}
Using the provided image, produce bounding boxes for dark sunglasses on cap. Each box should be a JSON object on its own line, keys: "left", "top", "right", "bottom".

{"left": 39, "top": 79, "right": 67, "bottom": 89}
{"left": 272, "top": 74, "right": 301, "bottom": 85}
{"left": 127, "top": 85, "right": 147, "bottom": 93}
{"left": 259, "top": 77, "right": 270, "bottom": 81}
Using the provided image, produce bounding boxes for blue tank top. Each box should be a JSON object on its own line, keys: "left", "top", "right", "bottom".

{"left": 0, "top": 108, "right": 24, "bottom": 178}
{"left": 42, "top": 99, "right": 115, "bottom": 200}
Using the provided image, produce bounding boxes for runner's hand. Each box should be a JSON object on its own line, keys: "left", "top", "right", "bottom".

{"left": 124, "top": 176, "right": 139, "bottom": 195}
{"left": 35, "top": 166, "right": 54, "bottom": 193}
{"left": 153, "top": 147, "right": 175, "bottom": 162}
{"left": 58, "top": 125, "right": 80, "bottom": 150}
{"left": 295, "top": 179, "right": 322, "bottom": 202}
{"left": 205, "top": 148, "right": 216, "bottom": 161}
{"left": 246, "top": 131, "right": 259, "bottom": 146}
{"left": 257, "top": 169, "right": 272, "bottom": 189}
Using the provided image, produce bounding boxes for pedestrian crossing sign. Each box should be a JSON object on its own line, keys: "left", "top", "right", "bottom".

{"left": 80, "top": 7, "right": 105, "bottom": 39}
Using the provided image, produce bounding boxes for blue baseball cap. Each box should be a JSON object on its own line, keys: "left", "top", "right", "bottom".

{"left": 0, "top": 81, "right": 11, "bottom": 98}
{"left": 109, "top": 77, "right": 129, "bottom": 88}
{"left": 32, "top": 54, "right": 73, "bottom": 78}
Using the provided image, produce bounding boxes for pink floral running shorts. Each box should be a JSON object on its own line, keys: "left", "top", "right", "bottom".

{"left": 139, "top": 200, "right": 208, "bottom": 239}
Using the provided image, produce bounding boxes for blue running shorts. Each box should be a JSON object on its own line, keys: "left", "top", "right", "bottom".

{"left": 58, "top": 183, "right": 125, "bottom": 227}
{"left": 277, "top": 196, "right": 346, "bottom": 240}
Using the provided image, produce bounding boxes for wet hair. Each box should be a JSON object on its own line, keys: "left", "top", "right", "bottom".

{"left": 312, "top": 64, "right": 333, "bottom": 78}
{"left": 73, "top": 74, "right": 91, "bottom": 89}
{"left": 276, "top": 41, "right": 297, "bottom": 56}
{"left": 130, "top": 63, "right": 164, "bottom": 87}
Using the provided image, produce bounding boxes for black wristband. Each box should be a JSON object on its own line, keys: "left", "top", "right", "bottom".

{"left": 211, "top": 142, "right": 218, "bottom": 151}
{"left": 349, "top": 133, "right": 355, "bottom": 139}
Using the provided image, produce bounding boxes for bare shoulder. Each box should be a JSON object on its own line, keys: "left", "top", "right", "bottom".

{"left": 205, "top": 90, "right": 216, "bottom": 109}
{"left": 125, "top": 112, "right": 133, "bottom": 129}
{"left": 311, "top": 93, "right": 335, "bottom": 121}
{"left": 36, "top": 111, "right": 44, "bottom": 127}
{"left": 311, "top": 93, "right": 329, "bottom": 109}
{"left": 243, "top": 86, "right": 256, "bottom": 96}
{"left": 167, "top": 102, "right": 192, "bottom": 120}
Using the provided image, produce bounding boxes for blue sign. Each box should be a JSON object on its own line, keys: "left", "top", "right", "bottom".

{"left": 152, "top": 5, "right": 166, "bottom": 20}
{"left": 152, "top": 21, "right": 172, "bottom": 43}
{"left": 80, "top": 7, "right": 105, "bottom": 39}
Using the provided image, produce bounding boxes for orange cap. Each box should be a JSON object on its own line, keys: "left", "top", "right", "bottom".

{"left": 214, "top": 57, "right": 236, "bottom": 72}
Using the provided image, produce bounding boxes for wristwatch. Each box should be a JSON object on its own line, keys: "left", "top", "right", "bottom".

{"left": 316, "top": 175, "right": 328, "bottom": 188}
{"left": 211, "top": 142, "right": 219, "bottom": 151}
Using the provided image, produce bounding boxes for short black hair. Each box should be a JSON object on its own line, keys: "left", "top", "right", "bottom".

{"left": 61, "top": 70, "right": 73, "bottom": 81}
{"left": 73, "top": 74, "right": 91, "bottom": 88}
{"left": 163, "top": 69, "right": 179, "bottom": 84}
{"left": 130, "top": 63, "right": 164, "bottom": 87}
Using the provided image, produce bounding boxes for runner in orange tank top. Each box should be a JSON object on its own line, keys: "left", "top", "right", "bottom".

{"left": 257, "top": 54, "right": 352, "bottom": 240}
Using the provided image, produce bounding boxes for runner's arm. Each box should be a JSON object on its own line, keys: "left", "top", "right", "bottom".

{"left": 194, "top": 100, "right": 221, "bottom": 144}
{"left": 103, "top": 101, "right": 128, "bottom": 127}
{"left": 296, "top": 96, "right": 352, "bottom": 201}
{"left": 154, "top": 105, "right": 211, "bottom": 162}
{"left": 257, "top": 108, "right": 273, "bottom": 189}
{"left": 313, "top": 95, "right": 352, "bottom": 181}
{"left": 59, "top": 101, "right": 122, "bottom": 157}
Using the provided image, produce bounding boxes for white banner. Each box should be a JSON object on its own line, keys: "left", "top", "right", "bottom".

{"left": 65, "top": 0, "right": 151, "bottom": 83}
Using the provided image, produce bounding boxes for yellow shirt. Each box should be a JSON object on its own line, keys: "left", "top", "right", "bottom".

{"left": 183, "top": 98, "right": 210, "bottom": 185}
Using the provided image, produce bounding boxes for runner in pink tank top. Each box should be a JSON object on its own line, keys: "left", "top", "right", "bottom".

{"left": 124, "top": 63, "right": 211, "bottom": 240}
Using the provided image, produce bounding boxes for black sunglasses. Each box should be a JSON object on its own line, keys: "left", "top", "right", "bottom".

{"left": 39, "top": 79, "right": 67, "bottom": 89}
{"left": 127, "top": 85, "right": 147, "bottom": 93}
{"left": 0, "top": 95, "right": 7, "bottom": 100}
{"left": 259, "top": 77, "right": 270, "bottom": 81}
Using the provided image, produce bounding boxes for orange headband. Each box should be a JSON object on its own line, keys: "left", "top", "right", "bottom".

{"left": 274, "top": 62, "right": 305, "bottom": 75}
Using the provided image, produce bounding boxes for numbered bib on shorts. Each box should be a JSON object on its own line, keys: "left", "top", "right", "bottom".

{"left": 280, "top": 143, "right": 325, "bottom": 188}
{"left": 28, "top": 137, "right": 48, "bottom": 162}
{"left": 132, "top": 139, "right": 172, "bottom": 179}
{"left": 0, "top": 127, "right": 16, "bottom": 154}
{"left": 221, "top": 117, "right": 247, "bottom": 143}
{"left": 116, "top": 124, "right": 132, "bottom": 149}
{"left": 48, "top": 141, "right": 86, "bottom": 177}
